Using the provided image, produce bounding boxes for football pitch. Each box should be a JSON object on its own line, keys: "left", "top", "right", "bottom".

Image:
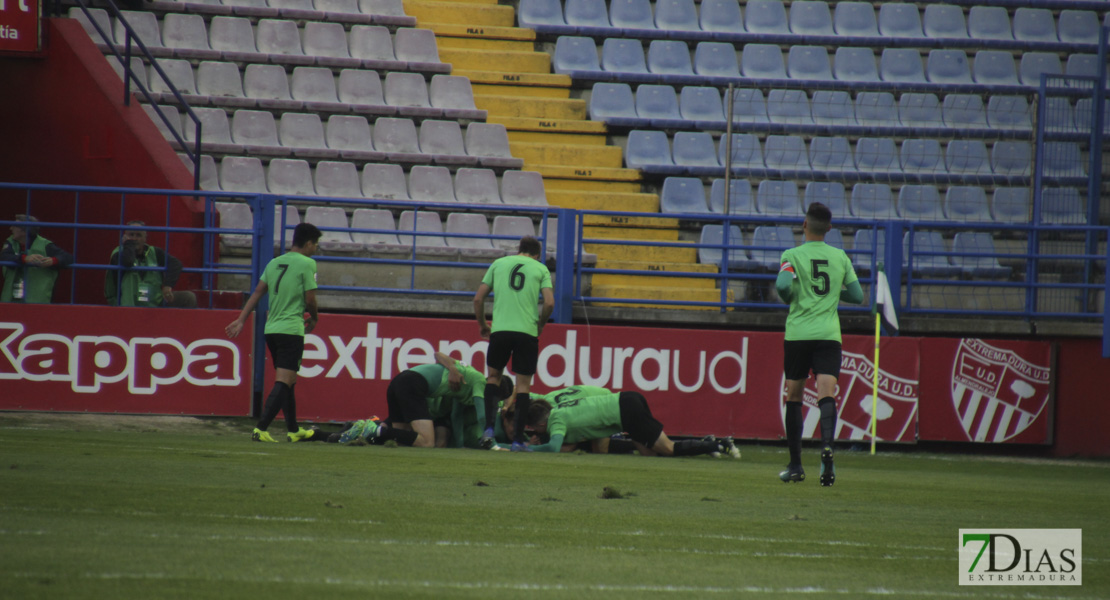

{"left": 1, "top": 414, "right": 1106, "bottom": 600}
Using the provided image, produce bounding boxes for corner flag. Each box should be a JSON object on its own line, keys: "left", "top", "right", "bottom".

{"left": 873, "top": 268, "right": 899, "bottom": 334}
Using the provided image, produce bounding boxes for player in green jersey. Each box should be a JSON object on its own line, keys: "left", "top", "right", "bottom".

{"left": 775, "top": 202, "right": 864, "bottom": 485}
{"left": 523, "top": 388, "right": 740, "bottom": 458}
{"left": 226, "top": 222, "right": 322, "bottom": 443}
{"left": 473, "top": 236, "right": 554, "bottom": 451}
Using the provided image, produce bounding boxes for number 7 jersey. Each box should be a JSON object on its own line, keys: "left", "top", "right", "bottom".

{"left": 481, "top": 254, "right": 552, "bottom": 337}
{"left": 779, "top": 241, "right": 858, "bottom": 342}
{"left": 259, "top": 251, "right": 318, "bottom": 336}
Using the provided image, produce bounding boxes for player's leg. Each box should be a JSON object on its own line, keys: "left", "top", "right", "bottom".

{"left": 812, "top": 341, "right": 843, "bottom": 486}
{"left": 434, "top": 423, "right": 451, "bottom": 448}
{"left": 508, "top": 333, "right": 540, "bottom": 449}
{"left": 254, "top": 335, "right": 301, "bottom": 442}
{"left": 484, "top": 333, "right": 513, "bottom": 439}
{"left": 779, "top": 340, "right": 811, "bottom": 481}
{"left": 408, "top": 419, "right": 436, "bottom": 447}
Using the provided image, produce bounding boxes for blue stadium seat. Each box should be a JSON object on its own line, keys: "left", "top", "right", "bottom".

{"left": 1074, "top": 98, "right": 1110, "bottom": 134}
{"left": 588, "top": 82, "right": 639, "bottom": 125}
{"left": 855, "top": 92, "right": 899, "bottom": 127}
{"left": 991, "top": 141, "right": 1032, "bottom": 176}
{"left": 1064, "top": 54, "right": 1104, "bottom": 85}
{"left": 834, "top": 47, "right": 878, "bottom": 82}
{"left": 1043, "top": 96, "right": 1077, "bottom": 130}
{"left": 609, "top": 0, "right": 655, "bottom": 34}
{"left": 904, "top": 231, "right": 958, "bottom": 277}
{"left": 878, "top": 3, "right": 923, "bottom": 38}
{"left": 850, "top": 183, "right": 895, "bottom": 219}
{"left": 945, "top": 140, "right": 990, "bottom": 175}
{"left": 967, "top": 6, "right": 1012, "bottom": 41}
{"left": 660, "top": 176, "right": 711, "bottom": 213}
{"left": 804, "top": 181, "right": 848, "bottom": 217}
{"left": 991, "top": 187, "right": 1031, "bottom": 223}
{"left": 987, "top": 95, "right": 1032, "bottom": 130}
{"left": 699, "top": 0, "right": 745, "bottom": 36}
{"left": 834, "top": 1, "right": 879, "bottom": 37}
{"left": 880, "top": 48, "right": 926, "bottom": 84}
{"left": 763, "top": 135, "right": 810, "bottom": 171}
{"left": 654, "top": 0, "right": 700, "bottom": 33}
{"left": 809, "top": 136, "right": 854, "bottom": 174}
{"left": 766, "top": 89, "right": 812, "bottom": 124}
{"left": 811, "top": 90, "right": 854, "bottom": 125}
{"left": 900, "top": 139, "right": 944, "bottom": 174}
{"left": 709, "top": 178, "right": 755, "bottom": 214}
{"left": 751, "top": 225, "right": 795, "bottom": 270}
{"left": 942, "top": 94, "right": 987, "bottom": 128}
{"left": 973, "top": 51, "right": 1019, "bottom": 86}
{"left": 1019, "top": 52, "right": 1063, "bottom": 86}
{"left": 1058, "top": 10, "right": 1099, "bottom": 45}
{"left": 756, "top": 180, "right": 802, "bottom": 215}
{"left": 553, "top": 36, "right": 605, "bottom": 78}
{"left": 944, "top": 186, "right": 992, "bottom": 222}
{"left": 601, "top": 38, "right": 651, "bottom": 81}
{"left": 680, "top": 86, "right": 726, "bottom": 128}
{"left": 741, "top": 43, "right": 787, "bottom": 79}
{"left": 673, "top": 131, "right": 721, "bottom": 175}
{"left": 1040, "top": 188, "right": 1084, "bottom": 224}
{"left": 647, "top": 40, "right": 695, "bottom": 80}
{"left": 789, "top": 0, "right": 834, "bottom": 36}
{"left": 1041, "top": 142, "right": 1085, "bottom": 178}
{"left": 898, "top": 184, "right": 944, "bottom": 220}
{"left": 693, "top": 42, "right": 741, "bottom": 79}
{"left": 729, "top": 88, "right": 769, "bottom": 123}
{"left": 518, "top": 0, "right": 566, "bottom": 31}
{"left": 922, "top": 4, "right": 967, "bottom": 39}
{"left": 624, "top": 129, "right": 676, "bottom": 171}
{"left": 926, "top": 50, "right": 972, "bottom": 84}
{"left": 898, "top": 93, "right": 941, "bottom": 127}
{"left": 787, "top": 46, "right": 833, "bottom": 81}
{"left": 851, "top": 228, "right": 885, "bottom": 272}
{"left": 854, "top": 138, "right": 898, "bottom": 174}
{"left": 823, "top": 228, "right": 845, "bottom": 250}
{"left": 699, "top": 224, "right": 755, "bottom": 269}
{"left": 744, "top": 0, "right": 789, "bottom": 35}
{"left": 564, "top": 0, "right": 616, "bottom": 35}
{"left": 635, "top": 84, "right": 685, "bottom": 128}
{"left": 1012, "top": 8, "right": 1057, "bottom": 44}
{"left": 952, "top": 232, "right": 1011, "bottom": 278}
{"left": 719, "top": 133, "right": 763, "bottom": 170}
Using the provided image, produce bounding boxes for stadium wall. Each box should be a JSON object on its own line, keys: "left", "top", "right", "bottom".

{"left": 0, "top": 18, "right": 203, "bottom": 303}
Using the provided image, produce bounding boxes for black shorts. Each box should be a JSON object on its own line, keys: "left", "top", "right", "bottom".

{"left": 783, "top": 340, "right": 842, "bottom": 381}
{"left": 486, "top": 331, "right": 539, "bottom": 376}
{"left": 618, "top": 392, "right": 665, "bottom": 448}
{"left": 386, "top": 370, "right": 433, "bottom": 424}
{"left": 266, "top": 334, "right": 304, "bottom": 371}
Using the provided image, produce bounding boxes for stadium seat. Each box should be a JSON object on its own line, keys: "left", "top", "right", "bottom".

{"left": 601, "top": 38, "right": 651, "bottom": 80}
{"left": 741, "top": 44, "right": 787, "bottom": 80}
{"left": 114, "top": 10, "right": 162, "bottom": 47}
{"left": 625, "top": 130, "right": 675, "bottom": 171}
{"left": 305, "top": 206, "right": 362, "bottom": 251}
{"left": 373, "top": 117, "right": 428, "bottom": 164}
{"left": 763, "top": 135, "right": 810, "bottom": 171}
{"left": 804, "top": 181, "right": 848, "bottom": 217}
{"left": 244, "top": 64, "right": 301, "bottom": 111}
{"left": 148, "top": 59, "right": 198, "bottom": 100}
{"left": 854, "top": 137, "right": 898, "bottom": 174}
{"left": 429, "top": 75, "right": 484, "bottom": 120}
{"left": 823, "top": 228, "right": 845, "bottom": 250}
{"left": 991, "top": 141, "right": 1032, "bottom": 176}
{"left": 589, "top": 82, "right": 638, "bottom": 125}
{"left": 1040, "top": 188, "right": 1084, "bottom": 224}
{"left": 273, "top": 203, "right": 301, "bottom": 249}
{"left": 850, "top": 183, "right": 895, "bottom": 219}
{"left": 501, "top": 171, "right": 548, "bottom": 206}
{"left": 362, "top": 163, "right": 409, "bottom": 200}
{"left": 518, "top": 0, "right": 566, "bottom": 30}
{"left": 750, "top": 226, "right": 795, "bottom": 270}
{"left": 880, "top": 48, "right": 925, "bottom": 83}
{"left": 316, "top": 0, "right": 360, "bottom": 14}
{"left": 349, "top": 25, "right": 403, "bottom": 70}
{"left": 564, "top": 0, "right": 616, "bottom": 34}
{"left": 1074, "top": 99, "right": 1110, "bottom": 134}
{"left": 647, "top": 40, "right": 695, "bottom": 80}
{"left": 698, "top": 0, "right": 744, "bottom": 35}
{"left": 789, "top": 0, "right": 834, "bottom": 36}
{"left": 384, "top": 72, "right": 439, "bottom": 118}
{"left": 952, "top": 232, "right": 1011, "bottom": 278}
{"left": 878, "top": 3, "right": 923, "bottom": 38}
{"left": 208, "top": 16, "right": 258, "bottom": 61}
{"left": 143, "top": 104, "right": 182, "bottom": 143}
{"left": 303, "top": 22, "right": 360, "bottom": 68}
{"left": 465, "top": 123, "right": 522, "bottom": 168}
{"left": 942, "top": 94, "right": 987, "bottom": 128}
{"left": 973, "top": 51, "right": 1020, "bottom": 86}
{"left": 833, "top": 47, "right": 878, "bottom": 82}
{"left": 766, "top": 89, "right": 812, "bottom": 124}
{"left": 1012, "top": 8, "right": 1057, "bottom": 44}
{"left": 351, "top": 208, "right": 409, "bottom": 255}
{"left": 314, "top": 160, "right": 363, "bottom": 198}
{"left": 162, "top": 13, "right": 216, "bottom": 60}
{"left": 811, "top": 90, "right": 853, "bottom": 125}
{"left": 361, "top": 0, "right": 415, "bottom": 25}
{"left": 215, "top": 202, "right": 252, "bottom": 248}
{"left": 69, "top": 6, "right": 110, "bottom": 40}
{"left": 708, "top": 178, "right": 754, "bottom": 214}
{"left": 655, "top": 0, "right": 699, "bottom": 33}
{"left": 278, "top": 113, "right": 335, "bottom": 159}
{"left": 809, "top": 137, "right": 853, "bottom": 174}
{"left": 744, "top": 0, "right": 789, "bottom": 35}
{"left": 1043, "top": 97, "right": 1077, "bottom": 134}
{"left": 718, "top": 133, "right": 763, "bottom": 170}
{"left": 693, "top": 42, "right": 741, "bottom": 79}
{"left": 904, "top": 231, "right": 957, "bottom": 277}
{"left": 407, "top": 165, "right": 455, "bottom": 203}
{"left": 636, "top": 84, "right": 685, "bottom": 128}
{"left": 729, "top": 88, "right": 769, "bottom": 123}
{"left": 1042, "top": 142, "right": 1085, "bottom": 178}
{"left": 660, "top": 177, "right": 710, "bottom": 214}
{"left": 219, "top": 156, "right": 267, "bottom": 193}
{"left": 393, "top": 28, "right": 445, "bottom": 72}
{"left": 673, "top": 132, "right": 721, "bottom": 174}
{"left": 196, "top": 61, "right": 252, "bottom": 108}
{"left": 454, "top": 168, "right": 502, "bottom": 205}
{"left": 609, "top": 0, "right": 655, "bottom": 33}
{"left": 787, "top": 46, "right": 833, "bottom": 81}
{"left": 445, "top": 213, "right": 504, "bottom": 260}
{"left": 397, "top": 210, "right": 458, "bottom": 258}
{"left": 337, "top": 69, "right": 392, "bottom": 115}
{"left": 967, "top": 6, "right": 1012, "bottom": 41}
{"left": 679, "top": 86, "right": 726, "bottom": 128}
{"left": 944, "top": 186, "right": 991, "bottom": 222}
{"left": 898, "top": 93, "right": 941, "bottom": 127}
{"left": 186, "top": 154, "right": 220, "bottom": 192}
{"left": 1064, "top": 54, "right": 1104, "bottom": 85}
{"left": 1058, "top": 10, "right": 1099, "bottom": 45}
{"left": 900, "top": 139, "right": 944, "bottom": 174}
{"left": 699, "top": 224, "right": 754, "bottom": 270}
{"left": 325, "top": 115, "right": 382, "bottom": 162}
{"left": 833, "top": 1, "right": 879, "bottom": 37}
{"left": 855, "top": 92, "right": 899, "bottom": 127}
{"left": 419, "top": 120, "right": 476, "bottom": 166}
{"left": 256, "top": 19, "right": 309, "bottom": 62}
{"left": 756, "top": 180, "right": 801, "bottom": 215}
{"left": 553, "top": 36, "right": 604, "bottom": 77}
{"left": 492, "top": 215, "right": 538, "bottom": 252}
{"left": 991, "top": 187, "right": 1031, "bottom": 223}
{"left": 945, "top": 140, "right": 990, "bottom": 175}
{"left": 851, "top": 228, "right": 884, "bottom": 272}
{"left": 987, "top": 95, "right": 1032, "bottom": 130}
{"left": 1019, "top": 52, "right": 1063, "bottom": 87}
{"left": 231, "top": 109, "right": 285, "bottom": 155}
{"left": 922, "top": 4, "right": 967, "bottom": 39}
{"left": 926, "top": 50, "right": 972, "bottom": 85}
{"left": 897, "top": 185, "right": 944, "bottom": 221}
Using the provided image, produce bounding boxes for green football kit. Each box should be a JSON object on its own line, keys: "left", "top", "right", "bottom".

{"left": 535, "top": 392, "right": 622, "bottom": 450}
{"left": 481, "top": 254, "right": 552, "bottom": 336}
{"left": 260, "top": 251, "right": 317, "bottom": 336}
{"left": 778, "top": 241, "right": 858, "bottom": 342}
{"left": 409, "top": 361, "right": 488, "bottom": 447}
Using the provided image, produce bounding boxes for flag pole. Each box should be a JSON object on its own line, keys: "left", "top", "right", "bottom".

{"left": 870, "top": 311, "right": 880, "bottom": 455}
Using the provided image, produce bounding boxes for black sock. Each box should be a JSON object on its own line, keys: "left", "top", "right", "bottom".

{"left": 607, "top": 438, "right": 637, "bottom": 454}
{"left": 512, "top": 393, "right": 530, "bottom": 444}
{"left": 284, "top": 384, "right": 299, "bottom": 432}
{"left": 257, "top": 381, "right": 291, "bottom": 431}
{"left": 673, "top": 439, "right": 719, "bottom": 456}
{"left": 378, "top": 426, "right": 419, "bottom": 446}
{"left": 785, "top": 401, "right": 803, "bottom": 466}
{"left": 483, "top": 383, "right": 500, "bottom": 430}
{"left": 818, "top": 396, "right": 837, "bottom": 449}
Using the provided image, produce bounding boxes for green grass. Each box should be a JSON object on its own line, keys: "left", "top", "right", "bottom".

{"left": 1, "top": 414, "right": 1107, "bottom": 599}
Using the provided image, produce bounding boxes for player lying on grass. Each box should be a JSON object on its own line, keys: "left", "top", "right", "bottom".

{"left": 521, "top": 387, "right": 740, "bottom": 457}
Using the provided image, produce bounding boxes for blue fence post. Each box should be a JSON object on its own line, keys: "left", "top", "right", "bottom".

{"left": 249, "top": 195, "right": 275, "bottom": 402}
{"left": 553, "top": 208, "right": 575, "bottom": 324}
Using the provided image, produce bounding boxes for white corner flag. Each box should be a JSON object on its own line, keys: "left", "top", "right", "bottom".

{"left": 874, "top": 268, "right": 899, "bottom": 334}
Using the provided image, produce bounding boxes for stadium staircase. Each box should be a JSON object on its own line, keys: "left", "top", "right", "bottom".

{"left": 406, "top": 0, "right": 732, "bottom": 309}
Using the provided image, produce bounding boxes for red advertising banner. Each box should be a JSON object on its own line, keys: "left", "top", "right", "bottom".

{"left": 0, "top": 0, "right": 41, "bottom": 54}
{"left": 0, "top": 304, "right": 253, "bottom": 415}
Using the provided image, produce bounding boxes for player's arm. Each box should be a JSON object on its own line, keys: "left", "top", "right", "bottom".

{"left": 450, "top": 401, "right": 465, "bottom": 448}
{"left": 537, "top": 287, "right": 555, "bottom": 336}
{"left": 530, "top": 433, "right": 565, "bottom": 452}
{"left": 840, "top": 279, "right": 864, "bottom": 304}
{"left": 226, "top": 280, "right": 268, "bottom": 338}
{"left": 303, "top": 288, "right": 318, "bottom": 333}
{"left": 472, "top": 282, "right": 492, "bottom": 339}
{"left": 775, "top": 269, "right": 794, "bottom": 303}
{"left": 434, "top": 352, "right": 464, "bottom": 391}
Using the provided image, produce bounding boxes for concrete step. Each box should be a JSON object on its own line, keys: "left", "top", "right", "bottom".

{"left": 510, "top": 142, "right": 623, "bottom": 168}
{"left": 453, "top": 70, "right": 571, "bottom": 89}
{"left": 532, "top": 164, "right": 640, "bottom": 182}
{"left": 508, "top": 129, "right": 604, "bottom": 145}
{"left": 582, "top": 226, "right": 678, "bottom": 241}
{"left": 476, "top": 84, "right": 569, "bottom": 98}
{"left": 543, "top": 179, "right": 645, "bottom": 195}
{"left": 475, "top": 95, "right": 584, "bottom": 119}
{"left": 423, "top": 23, "right": 535, "bottom": 41}
{"left": 435, "top": 36, "right": 532, "bottom": 51}
{"left": 402, "top": 0, "right": 515, "bottom": 26}
{"left": 490, "top": 115, "right": 605, "bottom": 134}
{"left": 592, "top": 261, "right": 720, "bottom": 289}
{"left": 589, "top": 284, "right": 733, "bottom": 310}
{"left": 546, "top": 190, "right": 658, "bottom": 212}
{"left": 584, "top": 242, "right": 697, "bottom": 263}
{"left": 583, "top": 214, "right": 676, "bottom": 228}
{"left": 440, "top": 48, "right": 550, "bottom": 72}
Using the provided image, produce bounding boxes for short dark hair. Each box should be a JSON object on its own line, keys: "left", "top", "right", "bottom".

{"left": 293, "top": 222, "right": 323, "bottom": 247}
{"left": 14, "top": 214, "right": 39, "bottom": 237}
{"left": 518, "top": 235, "right": 542, "bottom": 257}
{"left": 806, "top": 202, "right": 832, "bottom": 235}
{"left": 526, "top": 399, "right": 553, "bottom": 428}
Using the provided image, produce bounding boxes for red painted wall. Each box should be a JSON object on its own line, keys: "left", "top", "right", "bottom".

{"left": 0, "top": 18, "right": 203, "bottom": 304}
{"left": 1052, "top": 338, "right": 1110, "bottom": 457}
